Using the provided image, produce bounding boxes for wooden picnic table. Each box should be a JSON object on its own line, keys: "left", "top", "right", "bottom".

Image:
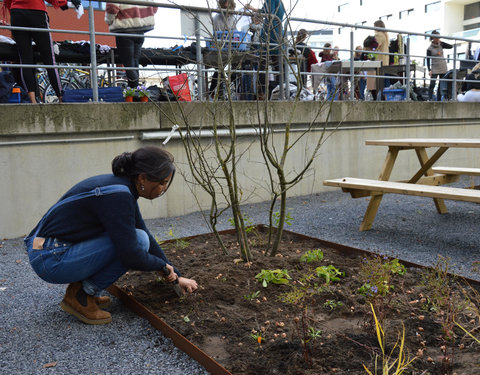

{"left": 324, "top": 138, "right": 480, "bottom": 231}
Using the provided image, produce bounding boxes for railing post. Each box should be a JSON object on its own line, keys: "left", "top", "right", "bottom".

{"left": 194, "top": 14, "right": 204, "bottom": 101}
{"left": 88, "top": 1, "right": 99, "bottom": 102}
{"left": 405, "top": 35, "right": 411, "bottom": 101}
{"left": 280, "top": 51, "right": 286, "bottom": 100}
{"left": 452, "top": 43, "right": 457, "bottom": 101}
{"left": 349, "top": 30, "right": 354, "bottom": 101}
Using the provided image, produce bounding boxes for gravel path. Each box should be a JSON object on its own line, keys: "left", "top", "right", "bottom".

{"left": 1, "top": 183, "right": 479, "bottom": 374}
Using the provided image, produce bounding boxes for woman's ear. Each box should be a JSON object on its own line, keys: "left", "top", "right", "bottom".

{"left": 137, "top": 173, "right": 147, "bottom": 186}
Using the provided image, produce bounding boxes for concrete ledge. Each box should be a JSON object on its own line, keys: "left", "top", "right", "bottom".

{"left": 2, "top": 101, "right": 480, "bottom": 137}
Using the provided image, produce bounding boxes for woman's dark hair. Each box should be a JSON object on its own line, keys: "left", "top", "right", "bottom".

{"left": 295, "top": 29, "right": 308, "bottom": 44}
{"left": 112, "top": 146, "right": 175, "bottom": 186}
{"left": 430, "top": 30, "right": 440, "bottom": 41}
{"left": 374, "top": 20, "right": 385, "bottom": 28}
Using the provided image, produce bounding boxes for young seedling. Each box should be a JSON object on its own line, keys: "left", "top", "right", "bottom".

{"left": 255, "top": 269, "right": 291, "bottom": 288}
{"left": 315, "top": 265, "right": 344, "bottom": 284}
{"left": 324, "top": 299, "right": 343, "bottom": 310}
{"left": 300, "top": 249, "right": 324, "bottom": 263}
{"left": 273, "top": 211, "right": 293, "bottom": 227}
{"left": 244, "top": 291, "right": 261, "bottom": 301}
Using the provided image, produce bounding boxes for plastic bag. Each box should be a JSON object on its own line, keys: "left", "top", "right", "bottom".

{"left": 167, "top": 73, "right": 191, "bottom": 101}
{"left": 270, "top": 83, "right": 314, "bottom": 101}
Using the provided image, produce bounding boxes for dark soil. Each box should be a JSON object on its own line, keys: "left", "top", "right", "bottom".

{"left": 118, "top": 229, "right": 480, "bottom": 375}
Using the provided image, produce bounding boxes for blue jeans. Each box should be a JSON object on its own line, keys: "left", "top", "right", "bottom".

{"left": 25, "top": 229, "right": 149, "bottom": 295}
{"left": 326, "top": 77, "right": 338, "bottom": 100}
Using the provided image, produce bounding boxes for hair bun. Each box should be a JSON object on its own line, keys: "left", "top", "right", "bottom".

{"left": 112, "top": 151, "right": 134, "bottom": 176}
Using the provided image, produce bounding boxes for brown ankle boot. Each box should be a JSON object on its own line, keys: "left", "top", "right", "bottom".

{"left": 94, "top": 295, "right": 111, "bottom": 309}
{"left": 60, "top": 282, "right": 112, "bottom": 325}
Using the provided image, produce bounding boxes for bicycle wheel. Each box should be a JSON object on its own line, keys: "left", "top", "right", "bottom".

{"left": 41, "top": 78, "right": 79, "bottom": 103}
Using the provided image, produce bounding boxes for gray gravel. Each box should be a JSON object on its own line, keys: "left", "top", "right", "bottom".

{"left": 1, "top": 182, "right": 479, "bottom": 374}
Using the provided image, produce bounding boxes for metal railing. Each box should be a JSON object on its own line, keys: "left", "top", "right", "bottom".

{"left": 1, "top": 0, "right": 479, "bottom": 102}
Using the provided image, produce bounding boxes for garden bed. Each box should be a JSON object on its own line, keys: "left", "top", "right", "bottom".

{"left": 116, "top": 228, "right": 480, "bottom": 375}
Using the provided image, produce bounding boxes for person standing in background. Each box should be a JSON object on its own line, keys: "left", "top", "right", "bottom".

{"left": 354, "top": 45, "right": 367, "bottom": 100}
{"left": 1, "top": 0, "right": 79, "bottom": 103}
{"left": 105, "top": 0, "right": 157, "bottom": 89}
{"left": 246, "top": 0, "right": 285, "bottom": 99}
{"left": 294, "top": 29, "right": 317, "bottom": 87}
{"left": 426, "top": 30, "right": 452, "bottom": 101}
{"left": 372, "top": 19, "right": 389, "bottom": 98}
{"left": 318, "top": 43, "right": 338, "bottom": 100}
{"left": 318, "top": 43, "right": 334, "bottom": 62}
{"left": 208, "top": 0, "right": 237, "bottom": 99}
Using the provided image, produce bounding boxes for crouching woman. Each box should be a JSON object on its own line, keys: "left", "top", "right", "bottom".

{"left": 24, "top": 146, "right": 198, "bottom": 324}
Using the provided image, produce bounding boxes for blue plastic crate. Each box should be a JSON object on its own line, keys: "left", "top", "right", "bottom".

{"left": 206, "top": 31, "right": 251, "bottom": 51}
{"left": 63, "top": 87, "right": 124, "bottom": 103}
{"left": 384, "top": 88, "right": 406, "bottom": 101}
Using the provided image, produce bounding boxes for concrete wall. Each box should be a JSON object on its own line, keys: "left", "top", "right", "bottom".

{"left": 2, "top": 101, "right": 480, "bottom": 239}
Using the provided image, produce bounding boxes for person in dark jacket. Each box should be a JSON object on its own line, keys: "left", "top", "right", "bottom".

{"left": 24, "top": 146, "right": 198, "bottom": 325}
{"left": 294, "top": 29, "right": 317, "bottom": 87}
{"left": 246, "top": 0, "right": 285, "bottom": 99}
{"left": 426, "top": 30, "right": 452, "bottom": 100}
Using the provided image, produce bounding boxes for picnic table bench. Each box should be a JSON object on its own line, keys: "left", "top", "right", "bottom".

{"left": 323, "top": 138, "right": 480, "bottom": 231}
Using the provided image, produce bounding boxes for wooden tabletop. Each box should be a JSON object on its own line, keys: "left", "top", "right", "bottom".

{"left": 365, "top": 138, "right": 480, "bottom": 148}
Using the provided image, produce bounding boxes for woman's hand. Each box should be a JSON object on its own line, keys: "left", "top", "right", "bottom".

{"left": 178, "top": 277, "right": 198, "bottom": 294}
{"left": 162, "top": 264, "right": 178, "bottom": 283}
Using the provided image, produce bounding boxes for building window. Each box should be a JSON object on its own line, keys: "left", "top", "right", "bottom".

{"left": 425, "top": 1, "right": 440, "bottom": 13}
{"left": 380, "top": 14, "right": 392, "bottom": 21}
{"left": 338, "top": 3, "right": 349, "bottom": 12}
{"left": 465, "top": 2, "right": 480, "bottom": 20}
{"left": 464, "top": 23, "right": 480, "bottom": 31}
{"left": 399, "top": 9, "right": 414, "bottom": 19}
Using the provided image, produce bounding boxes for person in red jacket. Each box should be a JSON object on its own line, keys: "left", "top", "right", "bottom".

{"left": 1, "top": 0, "right": 78, "bottom": 103}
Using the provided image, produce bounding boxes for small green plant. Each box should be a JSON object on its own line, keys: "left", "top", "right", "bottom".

{"left": 228, "top": 214, "right": 254, "bottom": 233}
{"left": 244, "top": 290, "right": 260, "bottom": 301}
{"left": 358, "top": 256, "right": 406, "bottom": 299}
{"left": 315, "top": 265, "right": 344, "bottom": 284}
{"left": 255, "top": 269, "right": 291, "bottom": 288}
{"left": 272, "top": 211, "right": 293, "bottom": 226}
{"left": 323, "top": 299, "right": 343, "bottom": 310}
{"left": 307, "top": 327, "right": 322, "bottom": 341}
{"left": 421, "top": 256, "right": 467, "bottom": 341}
{"left": 300, "top": 249, "right": 324, "bottom": 263}
{"left": 159, "top": 226, "right": 190, "bottom": 250}
{"left": 278, "top": 272, "right": 319, "bottom": 305}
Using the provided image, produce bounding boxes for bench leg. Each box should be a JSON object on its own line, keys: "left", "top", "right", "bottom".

{"left": 360, "top": 195, "right": 383, "bottom": 231}
{"left": 360, "top": 147, "right": 399, "bottom": 231}
{"left": 415, "top": 148, "right": 448, "bottom": 214}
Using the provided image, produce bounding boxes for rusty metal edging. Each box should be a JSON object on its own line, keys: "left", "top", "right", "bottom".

{"left": 108, "top": 226, "right": 479, "bottom": 375}
{"left": 107, "top": 284, "right": 232, "bottom": 375}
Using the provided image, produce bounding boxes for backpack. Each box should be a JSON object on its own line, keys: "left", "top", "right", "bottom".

{"left": 0, "top": 70, "right": 15, "bottom": 103}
